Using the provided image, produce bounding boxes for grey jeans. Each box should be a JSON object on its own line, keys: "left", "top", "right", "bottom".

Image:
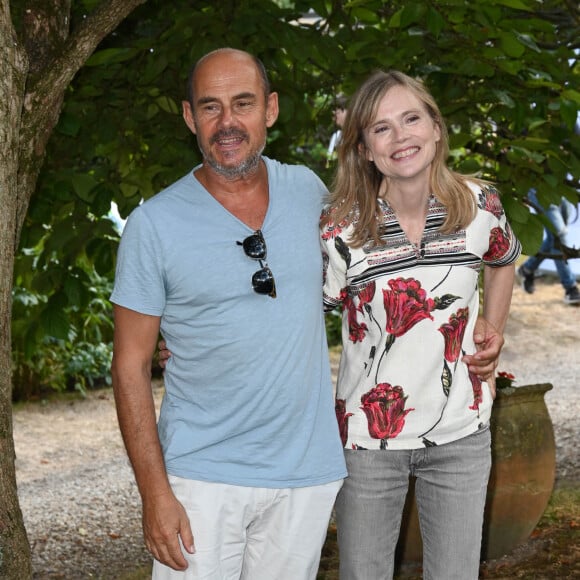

{"left": 335, "top": 425, "right": 491, "bottom": 580}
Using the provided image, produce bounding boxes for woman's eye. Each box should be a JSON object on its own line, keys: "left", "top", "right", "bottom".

{"left": 374, "top": 125, "right": 389, "bottom": 134}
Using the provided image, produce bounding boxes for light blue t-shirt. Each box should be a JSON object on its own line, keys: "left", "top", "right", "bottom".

{"left": 111, "top": 157, "right": 346, "bottom": 487}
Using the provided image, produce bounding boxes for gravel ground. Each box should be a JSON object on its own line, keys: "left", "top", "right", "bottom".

{"left": 13, "top": 278, "right": 580, "bottom": 578}
{"left": 14, "top": 389, "right": 156, "bottom": 579}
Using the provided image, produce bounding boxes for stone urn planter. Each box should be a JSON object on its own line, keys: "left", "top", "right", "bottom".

{"left": 396, "top": 382, "right": 556, "bottom": 563}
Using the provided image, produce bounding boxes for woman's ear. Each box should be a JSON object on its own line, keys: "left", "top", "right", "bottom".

{"left": 434, "top": 121, "right": 441, "bottom": 143}
{"left": 359, "top": 141, "right": 373, "bottom": 163}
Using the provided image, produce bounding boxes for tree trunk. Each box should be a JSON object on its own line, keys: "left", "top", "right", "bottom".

{"left": 0, "top": 2, "right": 32, "bottom": 576}
{"left": 0, "top": 1, "right": 146, "bottom": 576}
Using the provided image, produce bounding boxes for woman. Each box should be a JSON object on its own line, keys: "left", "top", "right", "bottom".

{"left": 321, "top": 70, "right": 520, "bottom": 579}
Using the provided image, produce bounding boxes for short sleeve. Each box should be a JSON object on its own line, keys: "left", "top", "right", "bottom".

{"left": 321, "top": 208, "right": 350, "bottom": 311}
{"left": 478, "top": 185, "right": 522, "bottom": 267}
{"left": 110, "top": 206, "right": 166, "bottom": 315}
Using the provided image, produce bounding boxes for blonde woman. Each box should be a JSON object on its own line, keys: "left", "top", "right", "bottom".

{"left": 321, "top": 70, "right": 520, "bottom": 579}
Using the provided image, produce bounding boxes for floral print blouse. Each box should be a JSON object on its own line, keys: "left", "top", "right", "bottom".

{"left": 321, "top": 183, "right": 521, "bottom": 450}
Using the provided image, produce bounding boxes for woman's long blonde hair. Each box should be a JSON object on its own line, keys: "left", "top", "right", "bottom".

{"left": 324, "top": 70, "right": 483, "bottom": 247}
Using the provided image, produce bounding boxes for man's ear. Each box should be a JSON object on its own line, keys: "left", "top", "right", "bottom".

{"left": 265, "top": 92, "right": 279, "bottom": 128}
{"left": 182, "top": 101, "right": 197, "bottom": 135}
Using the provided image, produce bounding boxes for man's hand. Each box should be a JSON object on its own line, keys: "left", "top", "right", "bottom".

{"left": 462, "top": 316, "right": 504, "bottom": 398}
{"left": 143, "top": 490, "right": 195, "bottom": 571}
{"left": 158, "top": 339, "right": 172, "bottom": 370}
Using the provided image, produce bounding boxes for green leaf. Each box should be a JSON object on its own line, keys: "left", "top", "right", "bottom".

{"left": 561, "top": 90, "right": 580, "bottom": 105}
{"left": 495, "top": 59, "right": 523, "bottom": 75}
{"left": 500, "top": 195, "right": 530, "bottom": 224}
{"left": 64, "top": 274, "right": 90, "bottom": 308}
{"left": 57, "top": 112, "right": 81, "bottom": 137}
{"left": 507, "top": 146, "right": 545, "bottom": 164}
{"left": 91, "top": 183, "right": 115, "bottom": 217}
{"left": 527, "top": 118, "right": 548, "bottom": 131}
{"left": 542, "top": 173, "right": 558, "bottom": 188}
{"left": 495, "top": 0, "right": 533, "bottom": 10}
{"left": 156, "top": 95, "right": 180, "bottom": 115}
{"left": 449, "top": 132, "right": 473, "bottom": 149}
{"left": 493, "top": 90, "right": 515, "bottom": 108}
{"left": 85, "top": 48, "right": 140, "bottom": 67}
{"left": 499, "top": 31, "right": 525, "bottom": 58}
{"left": 511, "top": 216, "right": 544, "bottom": 256}
{"left": 400, "top": 3, "right": 427, "bottom": 28}
{"left": 560, "top": 100, "right": 578, "bottom": 130}
{"left": 71, "top": 173, "right": 99, "bottom": 203}
{"left": 426, "top": 7, "right": 446, "bottom": 37}
{"left": 351, "top": 7, "right": 380, "bottom": 24}
{"left": 388, "top": 8, "right": 403, "bottom": 28}
{"left": 120, "top": 183, "right": 140, "bottom": 198}
{"left": 457, "top": 158, "right": 482, "bottom": 173}
{"left": 40, "top": 293, "right": 70, "bottom": 340}
{"left": 86, "top": 239, "right": 116, "bottom": 276}
{"left": 514, "top": 32, "right": 541, "bottom": 53}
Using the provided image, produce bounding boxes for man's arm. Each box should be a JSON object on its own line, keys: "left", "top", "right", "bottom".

{"left": 463, "top": 264, "right": 516, "bottom": 395}
{"left": 111, "top": 305, "right": 194, "bottom": 570}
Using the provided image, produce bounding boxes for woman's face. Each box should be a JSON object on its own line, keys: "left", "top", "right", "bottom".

{"left": 363, "top": 85, "right": 441, "bottom": 187}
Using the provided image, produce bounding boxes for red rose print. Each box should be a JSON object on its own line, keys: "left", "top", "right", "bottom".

{"left": 357, "top": 281, "right": 376, "bottom": 313}
{"left": 469, "top": 371, "right": 483, "bottom": 413}
{"left": 374, "top": 278, "right": 436, "bottom": 382}
{"left": 483, "top": 227, "right": 510, "bottom": 261}
{"left": 383, "top": 278, "right": 435, "bottom": 337}
{"left": 483, "top": 188, "right": 504, "bottom": 218}
{"left": 438, "top": 307, "right": 469, "bottom": 362}
{"left": 335, "top": 399, "right": 354, "bottom": 447}
{"left": 360, "top": 383, "right": 414, "bottom": 448}
{"left": 342, "top": 290, "right": 369, "bottom": 343}
{"left": 342, "top": 284, "right": 377, "bottom": 344}
{"left": 321, "top": 213, "right": 348, "bottom": 240}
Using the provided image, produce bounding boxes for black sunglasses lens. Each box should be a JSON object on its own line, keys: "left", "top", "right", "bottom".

{"left": 252, "top": 268, "right": 276, "bottom": 297}
{"left": 243, "top": 234, "right": 266, "bottom": 260}
{"left": 238, "top": 230, "right": 276, "bottom": 298}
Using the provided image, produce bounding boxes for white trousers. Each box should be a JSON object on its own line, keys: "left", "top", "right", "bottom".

{"left": 152, "top": 476, "right": 343, "bottom": 580}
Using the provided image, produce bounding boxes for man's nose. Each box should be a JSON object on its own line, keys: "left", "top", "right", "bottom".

{"left": 218, "top": 106, "right": 235, "bottom": 126}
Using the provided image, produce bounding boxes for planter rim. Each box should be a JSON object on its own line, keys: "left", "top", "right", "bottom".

{"left": 495, "top": 382, "right": 553, "bottom": 398}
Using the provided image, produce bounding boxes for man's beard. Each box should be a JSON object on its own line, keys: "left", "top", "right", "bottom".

{"left": 199, "top": 128, "right": 266, "bottom": 180}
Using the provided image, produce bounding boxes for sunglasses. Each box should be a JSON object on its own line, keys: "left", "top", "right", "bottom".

{"left": 237, "top": 230, "right": 277, "bottom": 298}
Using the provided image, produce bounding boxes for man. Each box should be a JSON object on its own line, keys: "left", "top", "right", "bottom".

{"left": 326, "top": 94, "right": 347, "bottom": 167}
{"left": 111, "top": 48, "right": 503, "bottom": 579}
{"left": 518, "top": 190, "right": 580, "bottom": 305}
{"left": 111, "top": 48, "right": 346, "bottom": 579}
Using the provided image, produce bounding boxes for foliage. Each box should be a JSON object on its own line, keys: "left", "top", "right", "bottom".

{"left": 13, "top": 179, "right": 118, "bottom": 399}
{"left": 12, "top": 0, "right": 580, "bottom": 398}
{"left": 325, "top": 311, "right": 343, "bottom": 348}
{"left": 12, "top": 261, "right": 114, "bottom": 400}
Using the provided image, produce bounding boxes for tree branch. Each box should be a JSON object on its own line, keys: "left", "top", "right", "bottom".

{"left": 27, "top": 0, "right": 146, "bottom": 104}
{"left": 16, "top": 0, "right": 147, "bottom": 242}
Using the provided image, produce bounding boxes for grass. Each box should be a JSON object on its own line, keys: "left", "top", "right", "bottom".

{"left": 120, "top": 485, "right": 580, "bottom": 580}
